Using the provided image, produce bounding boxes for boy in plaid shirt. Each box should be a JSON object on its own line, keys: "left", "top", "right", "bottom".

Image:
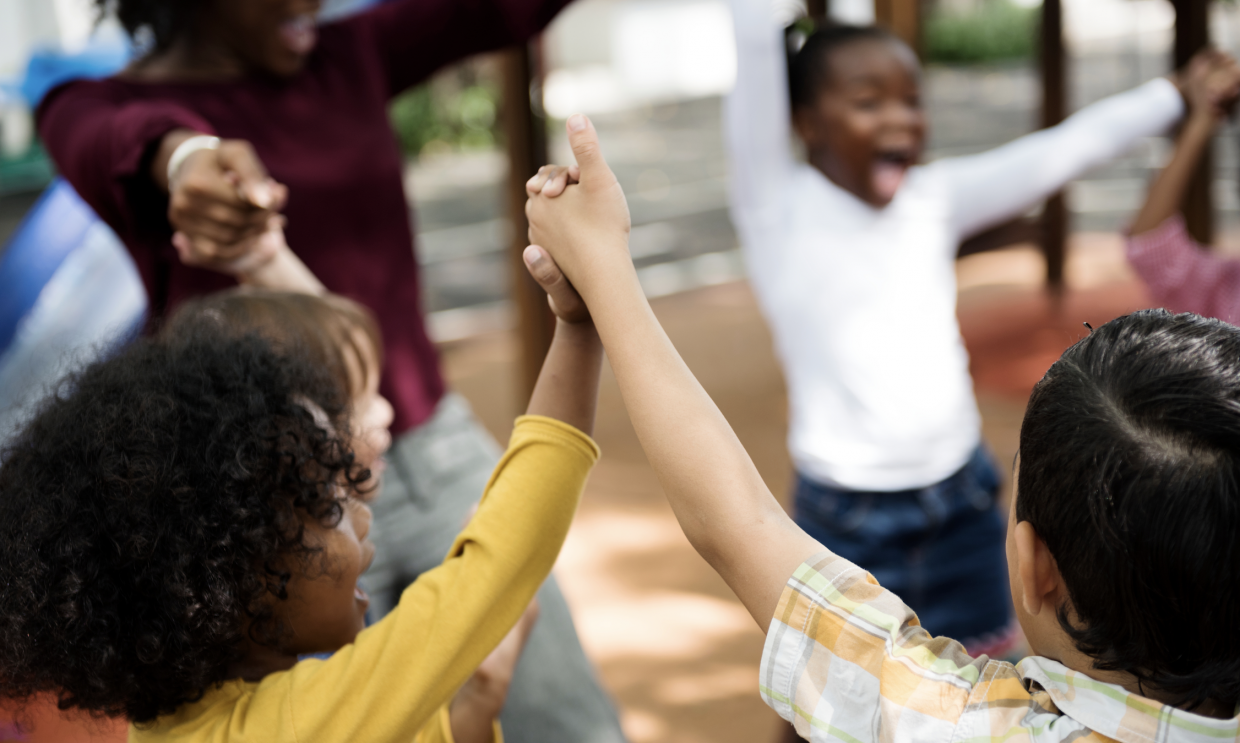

{"left": 523, "top": 115, "right": 1240, "bottom": 742}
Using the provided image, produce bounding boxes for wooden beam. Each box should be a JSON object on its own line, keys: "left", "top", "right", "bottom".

{"left": 1040, "top": 0, "right": 1067, "bottom": 289}
{"left": 874, "top": 0, "right": 921, "bottom": 56}
{"left": 806, "top": 0, "right": 828, "bottom": 23}
{"left": 500, "top": 41, "right": 556, "bottom": 404}
{"left": 1173, "top": 0, "right": 1213, "bottom": 244}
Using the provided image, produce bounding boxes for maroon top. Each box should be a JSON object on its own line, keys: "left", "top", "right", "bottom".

{"left": 37, "top": 0, "right": 568, "bottom": 435}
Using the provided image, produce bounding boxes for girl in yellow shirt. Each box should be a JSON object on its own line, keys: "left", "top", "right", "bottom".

{"left": 0, "top": 255, "right": 602, "bottom": 743}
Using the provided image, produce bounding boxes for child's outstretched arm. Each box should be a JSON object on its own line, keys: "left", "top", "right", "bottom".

{"left": 1126, "top": 52, "right": 1240, "bottom": 324}
{"left": 939, "top": 61, "right": 1190, "bottom": 241}
{"left": 525, "top": 117, "right": 824, "bottom": 631}
{"left": 1131, "top": 50, "right": 1240, "bottom": 236}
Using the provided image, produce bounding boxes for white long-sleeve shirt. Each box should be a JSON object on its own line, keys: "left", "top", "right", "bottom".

{"left": 726, "top": 0, "right": 1184, "bottom": 491}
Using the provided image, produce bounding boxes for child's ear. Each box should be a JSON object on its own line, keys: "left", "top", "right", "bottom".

{"left": 1014, "top": 521, "right": 1062, "bottom": 617}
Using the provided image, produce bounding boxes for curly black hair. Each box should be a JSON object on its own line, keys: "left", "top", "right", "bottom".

{"left": 1019, "top": 309, "right": 1240, "bottom": 710}
{"left": 96, "top": 0, "right": 202, "bottom": 53}
{"left": 0, "top": 326, "right": 367, "bottom": 723}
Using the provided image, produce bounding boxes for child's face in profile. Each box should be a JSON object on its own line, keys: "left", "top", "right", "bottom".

{"left": 794, "top": 37, "right": 925, "bottom": 207}
{"left": 276, "top": 495, "right": 376, "bottom": 652}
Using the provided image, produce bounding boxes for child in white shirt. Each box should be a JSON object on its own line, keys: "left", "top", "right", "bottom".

{"left": 726, "top": 0, "right": 1190, "bottom": 653}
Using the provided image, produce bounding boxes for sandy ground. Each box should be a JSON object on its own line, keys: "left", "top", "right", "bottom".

{"left": 2, "top": 235, "right": 1163, "bottom": 743}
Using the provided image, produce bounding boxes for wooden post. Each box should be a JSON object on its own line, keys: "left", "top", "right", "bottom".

{"left": 874, "top": 0, "right": 921, "bottom": 56}
{"left": 1173, "top": 0, "right": 1213, "bottom": 244}
{"left": 1040, "top": 0, "right": 1067, "bottom": 289}
{"left": 501, "top": 41, "right": 556, "bottom": 404}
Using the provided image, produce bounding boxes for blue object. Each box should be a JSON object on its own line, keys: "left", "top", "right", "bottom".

{"left": 792, "top": 446, "right": 1013, "bottom": 645}
{"left": 20, "top": 42, "right": 129, "bottom": 108}
{"left": 0, "top": 180, "right": 98, "bottom": 352}
{"left": 0, "top": 179, "right": 147, "bottom": 440}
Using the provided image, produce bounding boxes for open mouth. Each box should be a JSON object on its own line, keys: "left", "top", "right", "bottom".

{"left": 871, "top": 150, "right": 913, "bottom": 203}
{"left": 278, "top": 14, "right": 318, "bottom": 55}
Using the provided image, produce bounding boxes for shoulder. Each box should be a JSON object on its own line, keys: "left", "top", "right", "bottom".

{"left": 38, "top": 76, "right": 128, "bottom": 114}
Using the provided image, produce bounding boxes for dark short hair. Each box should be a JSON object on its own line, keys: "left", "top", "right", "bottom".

{"left": 0, "top": 327, "right": 368, "bottom": 723}
{"left": 785, "top": 22, "right": 898, "bottom": 110}
{"left": 95, "top": 0, "right": 200, "bottom": 52}
{"left": 1017, "top": 309, "right": 1240, "bottom": 709}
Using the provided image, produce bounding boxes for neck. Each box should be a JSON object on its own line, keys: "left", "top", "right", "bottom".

{"left": 1049, "top": 642, "right": 1232, "bottom": 719}
{"left": 127, "top": 25, "right": 248, "bottom": 81}
{"left": 227, "top": 640, "right": 299, "bottom": 682}
{"left": 806, "top": 147, "right": 882, "bottom": 208}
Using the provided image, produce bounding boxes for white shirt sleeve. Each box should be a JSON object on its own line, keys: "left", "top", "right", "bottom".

{"left": 724, "top": 0, "right": 794, "bottom": 254}
{"left": 936, "top": 77, "right": 1185, "bottom": 241}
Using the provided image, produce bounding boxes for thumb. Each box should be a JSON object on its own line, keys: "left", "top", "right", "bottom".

{"left": 566, "top": 114, "right": 613, "bottom": 185}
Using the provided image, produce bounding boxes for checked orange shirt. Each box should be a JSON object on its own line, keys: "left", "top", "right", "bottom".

{"left": 762, "top": 552, "right": 1240, "bottom": 743}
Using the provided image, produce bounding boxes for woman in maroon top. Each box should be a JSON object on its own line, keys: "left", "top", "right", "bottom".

{"left": 37, "top": 1, "right": 627, "bottom": 740}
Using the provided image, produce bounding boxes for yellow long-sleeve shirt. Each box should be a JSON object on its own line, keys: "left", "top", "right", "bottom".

{"left": 130, "top": 416, "right": 599, "bottom": 743}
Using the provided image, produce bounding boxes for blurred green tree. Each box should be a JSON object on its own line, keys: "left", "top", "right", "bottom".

{"left": 924, "top": 0, "right": 1037, "bottom": 64}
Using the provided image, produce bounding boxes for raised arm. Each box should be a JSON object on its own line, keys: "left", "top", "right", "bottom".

{"left": 724, "top": 0, "right": 796, "bottom": 252}
{"left": 938, "top": 75, "right": 1184, "bottom": 241}
{"left": 527, "top": 118, "right": 823, "bottom": 631}
{"left": 1131, "top": 50, "right": 1240, "bottom": 236}
{"left": 269, "top": 287, "right": 602, "bottom": 738}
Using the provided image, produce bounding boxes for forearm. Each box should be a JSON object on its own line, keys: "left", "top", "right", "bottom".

{"left": 150, "top": 128, "right": 202, "bottom": 193}
{"left": 525, "top": 320, "right": 602, "bottom": 435}
{"left": 448, "top": 702, "right": 498, "bottom": 743}
{"left": 1131, "top": 112, "right": 1216, "bottom": 236}
{"left": 237, "top": 245, "right": 326, "bottom": 294}
{"left": 947, "top": 77, "right": 1184, "bottom": 238}
{"left": 579, "top": 259, "right": 821, "bottom": 629}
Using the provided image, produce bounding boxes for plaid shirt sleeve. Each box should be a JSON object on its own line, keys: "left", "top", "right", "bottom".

{"left": 760, "top": 552, "right": 1028, "bottom": 743}
{"left": 1126, "top": 215, "right": 1240, "bottom": 326}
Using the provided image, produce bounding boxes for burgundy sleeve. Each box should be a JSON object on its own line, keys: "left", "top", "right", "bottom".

{"left": 36, "top": 80, "right": 216, "bottom": 233}
{"left": 349, "top": 0, "right": 574, "bottom": 97}
{"left": 1126, "top": 215, "right": 1240, "bottom": 326}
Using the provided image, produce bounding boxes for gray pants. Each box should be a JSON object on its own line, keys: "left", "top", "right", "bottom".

{"left": 365, "top": 394, "right": 627, "bottom": 743}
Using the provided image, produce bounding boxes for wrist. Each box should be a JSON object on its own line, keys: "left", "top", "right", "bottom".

{"left": 153, "top": 128, "right": 209, "bottom": 192}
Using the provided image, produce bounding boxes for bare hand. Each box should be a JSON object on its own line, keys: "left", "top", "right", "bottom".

{"left": 523, "top": 245, "right": 590, "bottom": 323}
{"left": 166, "top": 135, "right": 290, "bottom": 275}
{"left": 524, "top": 115, "right": 632, "bottom": 295}
{"left": 1180, "top": 48, "right": 1240, "bottom": 121}
{"left": 448, "top": 599, "right": 541, "bottom": 743}
{"left": 526, "top": 163, "right": 580, "bottom": 198}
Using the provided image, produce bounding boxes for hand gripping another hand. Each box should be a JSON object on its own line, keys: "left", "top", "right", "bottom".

{"left": 523, "top": 115, "right": 633, "bottom": 302}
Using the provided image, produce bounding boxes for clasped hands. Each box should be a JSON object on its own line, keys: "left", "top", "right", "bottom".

{"left": 522, "top": 114, "right": 634, "bottom": 318}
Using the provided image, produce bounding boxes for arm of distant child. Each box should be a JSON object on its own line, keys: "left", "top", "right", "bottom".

{"left": 1127, "top": 51, "right": 1240, "bottom": 324}
{"left": 231, "top": 231, "right": 327, "bottom": 295}
{"left": 1132, "top": 51, "right": 1240, "bottom": 236}
{"left": 237, "top": 269, "right": 601, "bottom": 740}
{"left": 939, "top": 58, "right": 1196, "bottom": 241}
{"left": 724, "top": 0, "right": 796, "bottom": 254}
{"left": 525, "top": 117, "right": 824, "bottom": 631}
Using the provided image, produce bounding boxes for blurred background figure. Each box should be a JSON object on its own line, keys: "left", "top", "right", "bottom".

{"left": 5, "top": 1, "right": 1240, "bottom": 742}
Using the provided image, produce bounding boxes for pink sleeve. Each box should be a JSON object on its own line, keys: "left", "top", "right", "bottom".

{"left": 1126, "top": 215, "right": 1240, "bottom": 325}
{"left": 36, "top": 80, "right": 215, "bottom": 234}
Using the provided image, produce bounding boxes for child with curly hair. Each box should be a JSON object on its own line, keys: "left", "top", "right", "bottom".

{"left": 526, "top": 117, "right": 1240, "bottom": 742}
{"left": 0, "top": 251, "right": 603, "bottom": 742}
